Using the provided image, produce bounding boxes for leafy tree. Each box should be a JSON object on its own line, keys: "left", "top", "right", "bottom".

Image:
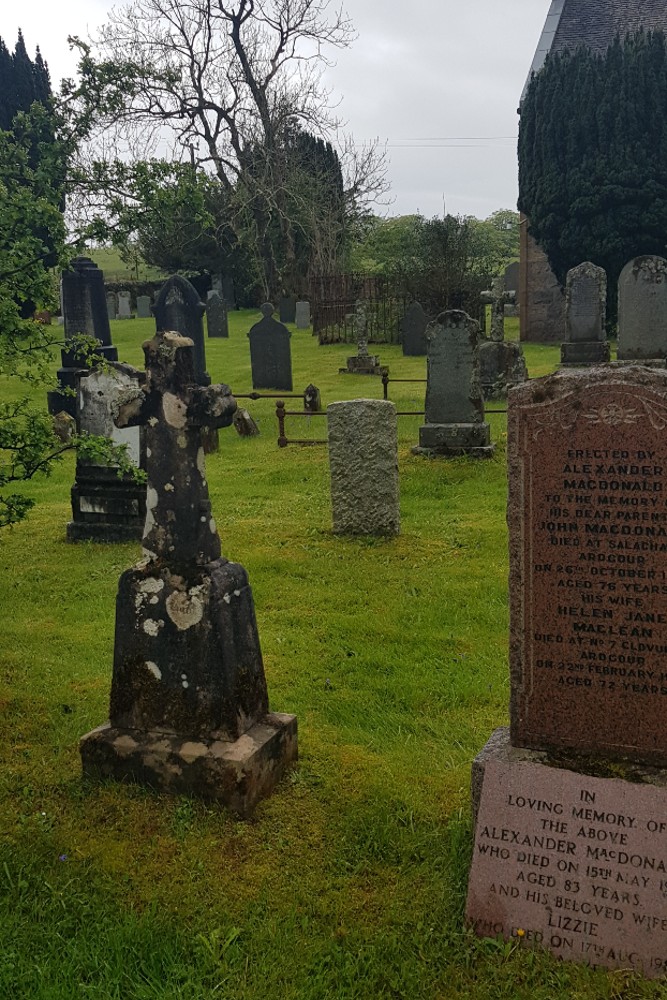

{"left": 66, "top": 0, "right": 386, "bottom": 298}
{"left": 519, "top": 29, "right": 667, "bottom": 325}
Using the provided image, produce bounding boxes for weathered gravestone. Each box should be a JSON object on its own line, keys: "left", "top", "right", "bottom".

{"left": 617, "top": 256, "right": 667, "bottom": 361}
{"left": 106, "top": 292, "right": 117, "bottom": 321}
{"left": 248, "top": 303, "right": 293, "bottom": 391}
{"left": 478, "top": 278, "right": 528, "bottom": 399}
{"left": 466, "top": 365, "right": 667, "bottom": 977}
{"left": 67, "top": 364, "right": 146, "bottom": 543}
{"left": 295, "top": 300, "right": 311, "bottom": 330}
{"left": 327, "top": 399, "right": 399, "bottom": 536}
{"left": 136, "top": 295, "right": 152, "bottom": 319}
{"left": 412, "top": 310, "right": 493, "bottom": 457}
{"left": 47, "top": 257, "right": 118, "bottom": 418}
{"left": 340, "top": 300, "right": 385, "bottom": 376}
{"left": 79, "top": 330, "right": 297, "bottom": 814}
{"left": 222, "top": 274, "right": 236, "bottom": 310}
{"left": 206, "top": 291, "right": 229, "bottom": 339}
{"left": 504, "top": 261, "right": 520, "bottom": 299}
{"left": 401, "top": 301, "right": 428, "bottom": 356}
{"left": 279, "top": 296, "right": 297, "bottom": 324}
{"left": 561, "top": 262, "right": 610, "bottom": 365}
{"left": 117, "top": 292, "right": 132, "bottom": 319}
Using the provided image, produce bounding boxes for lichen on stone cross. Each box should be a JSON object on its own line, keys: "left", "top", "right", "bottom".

{"left": 113, "top": 330, "right": 236, "bottom": 566}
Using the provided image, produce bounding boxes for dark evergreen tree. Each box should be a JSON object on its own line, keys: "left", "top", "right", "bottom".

{"left": 0, "top": 30, "right": 53, "bottom": 130}
{"left": 519, "top": 29, "right": 667, "bottom": 326}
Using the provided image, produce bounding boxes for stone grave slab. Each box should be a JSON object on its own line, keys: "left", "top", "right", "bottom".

{"left": 295, "top": 300, "right": 310, "bottom": 330}
{"left": 561, "top": 262, "right": 609, "bottom": 366}
{"left": 508, "top": 366, "right": 667, "bottom": 766}
{"left": 401, "top": 301, "right": 428, "bottom": 356}
{"left": 248, "top": 303, "right": 293, "bottom": 391}
{"left": 467, "top": 728, "right": 667, "bottom": 978}
{"left": 136, "top": 295, "right": 152, "bottom": 318}
{"left": 618, "top": 256, "right": 667, "bottom": 361}
{"left": 117, "top": 292, "right": 132, "bottom": 319}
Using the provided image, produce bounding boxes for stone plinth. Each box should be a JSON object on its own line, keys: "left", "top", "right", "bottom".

{"left": 80, "top": 713, "right": 297, "bottom": 817}
{"left": 561, "top": 341, "right": 610, "bottom": 365}
{"left": 508, "top": 366, "right": 667, "bottom": 767}
{"left": 327, "top": 399, "right": 399, "bottom": 535}
{"left": 467, "top": 727, "right": 667, "bottom": 978}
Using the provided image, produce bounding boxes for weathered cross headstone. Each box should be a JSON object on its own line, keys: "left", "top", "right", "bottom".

{"left": 401, "top": 301, "right": 428, "bottom": 356}
{"left": 79, "top": 330, "right": 297, "bottom": 814}
{"left": 279, "top": 295, "right": 297, "bottom": 324}
{"left": 327, "top": 399, "right": 400, "bottom": 535}
{"left": 478, "top": 279, "right": 528, "bottom": 398}
{"left": 295, "top": 300, "right": 311, "bottom": 330}
{"left": 618, "top": 255, "right": 667, "bottom": 360}
{"left": 412, "top": 310, "right": 493, "bottom": 457}
{"left": 248, "top": 303, "right": 293, "bottom": 391}
{"left": 106, "top": 292, "right": 117, "bottom": 321}
{"left": 117, "top": 291, "right": 132, "bottom": 319}
{"left": 467, "top": 364, "right": 667, "bottom": 977}
{"left": 136, "top": 295, "right": 152, "bottom": 319}
{"left": 206, "top": 291, "right": 229, "bottom": 339}
{"left": 340, "top": 300, "right": 385, "bottom": 375}
{"left": 47, "top": 256, "right": 118, "bottom": 418}
{"left": 67, "top": 363, "right": 146, "bottom": 543}
{"left": 222, "top": 274, "right": 236, "bottom": 310}
{"left": 561, "top": 261, "right": 609, "bottom": 365}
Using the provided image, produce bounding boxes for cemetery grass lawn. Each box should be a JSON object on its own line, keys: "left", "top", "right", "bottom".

{"left": 0, "top": 316, "right": 655, "bottom": 999}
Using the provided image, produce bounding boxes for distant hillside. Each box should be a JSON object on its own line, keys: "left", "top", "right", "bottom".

{"left": 88, "top": 248, "right": 167, "bottom": 283}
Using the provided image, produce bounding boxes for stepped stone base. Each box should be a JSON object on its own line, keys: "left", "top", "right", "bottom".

{"left": 80, "top": 712, "right": 298, "bottom": 816}
{"left": 412, "top": 422, "right": 494, "bottom": 458}
{"left": 560, "top": 341, "right": 610, "bottom": 365}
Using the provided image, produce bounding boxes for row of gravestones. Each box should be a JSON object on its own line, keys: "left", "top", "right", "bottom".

{"left": 561, "top": 254, "right": 667, "bottom": 365}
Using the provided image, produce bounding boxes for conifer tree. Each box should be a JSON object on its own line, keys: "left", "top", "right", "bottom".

{"left": 519, "top": 30, "right": 667, "bottom": 326}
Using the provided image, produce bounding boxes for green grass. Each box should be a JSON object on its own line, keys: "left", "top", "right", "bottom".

{"left": 87, "top": 248, "right": 166, "bottom": 283}
{"left": 0, "top": 314, "right": 660, "bottom": 998}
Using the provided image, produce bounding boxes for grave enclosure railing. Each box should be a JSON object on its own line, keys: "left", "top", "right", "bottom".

{"left": 310, "top": 273, "right": 409, "bottom": 346}
{"left": 381, "top": 373, "right": 508, "bottom": 414}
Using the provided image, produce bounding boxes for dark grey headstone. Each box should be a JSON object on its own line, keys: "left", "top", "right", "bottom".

{"left": 413, "top": 310, "right": 493, "bottom": 457}
{"left": 136, "top": 295, "right": 152, "bottom": 319}
{"left": 617, "top": 255, "right": 667, "bottom": 360}
{"left": 206, "top": 291, "right": 229, "bottom": 338}
{"left": 295, "top": 301, "right": 311, "bottom": 329}
{"left": 566, "top": 261, "right": 606, "bottom": 343}
{"left": 401, "top": 301, "right": 428, "bottom": 356}
{"left": 279, "top": 296, "right": 297, "bottom": 324}
{"left": 222, "top": 275, "right": 236, "bottom": 310}
{"left": 154, "top": 275, "right": 210, "bottom": 385}
{"left": 47, "top": 256, "right": 118, "bottom": 418}
{"left": 106, "top": 292, "right": 117, "bottom": 321}
{"left": 117, "top": 292, "right": 132, "bottom": 319}
{"left": 248, "top": 303, "right": 293, "bottom": 391}
{"left": 504, "top": 261, "right": 519, "bottom": 296}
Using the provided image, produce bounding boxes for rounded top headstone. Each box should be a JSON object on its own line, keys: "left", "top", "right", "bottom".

{"left": 260, "top": 302, "right": 274, "bottom": 317}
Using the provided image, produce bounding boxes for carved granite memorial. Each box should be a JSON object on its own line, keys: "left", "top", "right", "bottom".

{"left": 561, "top": 262, "right": 610, "bottom": 366}
{"left": 617, "top": 256, "right": 667, "bottom": 361}
{"left": 413, "top": 310, "right": 494, "bottom": 457}
{"left": 47, "top": 256, "right": 118, "bottom": 418}
{"left": 467, "top": 365, "right": 667, "bottom": 977}
{"left": 248, "top": 303, "right": 293, "bottom": 392}
{"left": 79, "top": 330, "right": 297, "bottom": 814}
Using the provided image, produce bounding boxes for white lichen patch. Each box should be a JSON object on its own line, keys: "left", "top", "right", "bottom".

{"left": 166, "top": 590, "right": 204, "bottom": 630}
{"left": 182, "top": 680, "right": 189, "bottom": 689}
{"left": 177, "top": 433, "right": 187, "bottom": 449}
{"left": 149, "top": 596, "right": 159, "bottom": 605}
{"left": 233, "top": 589, "right": 241, "bottom": 597}
{"left": 223, "top": 593, "right": 231, "bottom": 604}
{"left": 138, "top": 576, "right": 164, "bottom": 594}
{"left": 200, "top": 515, "right": 206, "bottom": 523}
{"left": 148, "top": 416, "right": 158, "bottom": 427}
{"left": 209, "top": 518, "right": 216, "bottom": 534}
{"left": 142, "top": 619, "right": 164, "bottom": 637}
{"left": 196, "top": 447, "right": 206, "bottom": 483}
{"left": 146, "top": 447, "right": 151, "bottom": 458}
{"left": 146, "top": 661, "right": 162, "bottom": 681}
{"left": 162, "top": 391, "right": 188, "bottom": 428}
{"left": 144, "top": 486, "right": 158, "bottom": 536}
{"left": 164, "top": 482, "right": 174, "bottom": 492}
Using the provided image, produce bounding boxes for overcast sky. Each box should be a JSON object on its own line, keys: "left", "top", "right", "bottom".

{"left": 0, "top": 0, "right": 551, "bottom": 220}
